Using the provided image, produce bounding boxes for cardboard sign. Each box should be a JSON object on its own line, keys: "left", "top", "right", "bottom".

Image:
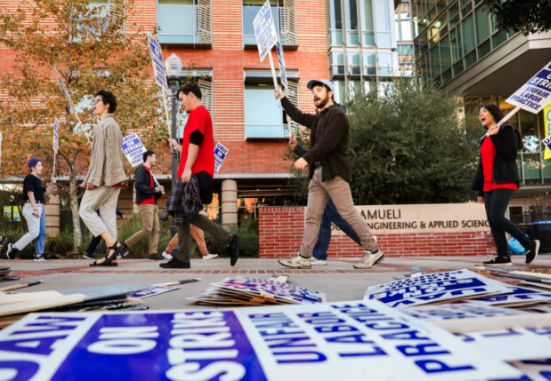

{"left": 253, "top": 0, "right": 278, "bottom": 62}
{"left": 130, "top": 286, "right": 179, "bottom": 299}
{"left": 3, "top": 206, "right": 20, "bottom": 222}
{"left": 474, "top": 286, "right": 551, "bottom": 307}
{"left": 214, "top": 142, "right": 228, "bottom": 175}
{"left": 506, "top": 60, "right": 551, "bottom": 114}
{"left": 0, "top": 300, "right": 521, "bottom": 381}
{"left": 276, "top": 41, "right": 287, "bottom": 88}
{"left": 401, "top": 301, "right": 528, "bottom": 321}
{"left": 365, "top": 269, "right": 510, "bottom": 308}
{"left": 147, "top": 32, "right": 169, "bottom": 92}
{"left": 454, "top": 327, "right": 551, "bottom": 362}
{"left": 121, "top": 133, "right": 147, "bottom": 167}
{"left": 53, "top": 117, "right": 60, "bottom": 154}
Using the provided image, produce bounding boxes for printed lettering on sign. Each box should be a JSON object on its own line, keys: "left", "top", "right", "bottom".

{"left": 214, "top": 142, "right": 229, "bottom": 175}
{"left": 122, "top": 134, "right": 147, "bottom": 167}
{"left": 253, "top": 0, "right": 278, "bottom": 62}
{"left": 506, "top": 61, "right": 551, "bottom": 114}
{"left": 0, "top": 301, "right": 522, "bottom": 380}
{"left": 147, "top": 33, "right": 169, "bottom": 92}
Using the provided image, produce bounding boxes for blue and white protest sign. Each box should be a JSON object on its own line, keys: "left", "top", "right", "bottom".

{"left": 121, "top": 133, "right": 147, "bottom": 167}
{"left": 253, "top": 0, "right": 278, "bottom": 62}
{"left": 401, "top": 301, "right": 528, "bottom": 321}
{"left": 53, "top": 117, "right": 60, "bottom": 154}
{"left": 130, "top": 286, "right": 179, "bottom": 299}
{"left": 473, "top": 285, "right": 551, "bottom": 307}
{"left": 0, "top": 300, "right": 521, "bottom": 381}
{"left": 454, "top": 327, "right": 551, "bottom": 362}
{"left": 491, "top": 359, "right": 551, "bottom": 381}
{"left": 275, "top": 41, "right": 287, "bottom": 88}
{"left": 214, "top": 141, "right": 228, "bottom": 175}
{"left": 147, "top": 32, "right": 169, "bottom": 92}
{"left": 365, "top": 269, "right": 510, "bottom": 308}
{"left": 507, "top": 60, "right": 551, "bottom": 114}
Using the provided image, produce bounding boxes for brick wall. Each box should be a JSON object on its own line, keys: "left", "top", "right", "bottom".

{"left": 259, "top": 206, "right": 497, "bottom": 258}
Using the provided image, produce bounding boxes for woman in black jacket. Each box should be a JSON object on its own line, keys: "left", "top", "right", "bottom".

{"left": 472, "top": 104, "right": 539, "bottom": 266}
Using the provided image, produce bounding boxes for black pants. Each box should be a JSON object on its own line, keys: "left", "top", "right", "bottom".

{"left": 85, "top": 235, "right": 102, "bottom": 255}
{"left": 484, "top": 189, "right": 533, "bottom": 258}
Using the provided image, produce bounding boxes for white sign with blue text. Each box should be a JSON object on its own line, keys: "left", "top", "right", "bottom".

{"left": 147, "top": 32, "right": 169, "bottom": 92}
{"left": 491, "top": 359, "right": 551, "bottom": 381}
{"left": 0, "top": 300, "right": 521, "bottom": 381}
{"left": 365, "top": 269, "right": 510, "bottom": 308}
{"left": 253, "top": 0, "right": 278, "bottom": 62}
{"left": 214, "top": 141, "right": 228, "bottom": 175}
{"left": 122, "top": 133, "right": 147, "bottom": 167}
{"left": 276, "top": 41, "right": 287, "bottom": 88}
{"left": 401, "top": 301, "right": 528, "bottom": 321}
{"left": 473, "top": 285, "right": 551, "bottom": 307}
{"left": 506, "top": 60, "right": 551, "bottom": 114}
{"left": 53, "top": 117, "right": 60, "bottom": 154}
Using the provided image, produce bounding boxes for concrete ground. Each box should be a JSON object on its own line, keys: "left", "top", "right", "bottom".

{"left": 2, "top": 255, "right": 551, "bottom": 310}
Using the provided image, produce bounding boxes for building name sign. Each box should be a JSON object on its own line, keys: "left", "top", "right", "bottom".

{"left": 322, "top": 203, "right": 490, "bottom": 234}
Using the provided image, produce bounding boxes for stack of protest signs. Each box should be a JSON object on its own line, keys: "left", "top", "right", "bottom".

{"left": 189, "top": 276, "right": 326, "bottom": 306}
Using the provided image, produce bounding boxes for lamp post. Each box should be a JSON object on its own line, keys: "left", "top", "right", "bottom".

{"left": 165, "top": 54, "right": 183, "bottom": 191}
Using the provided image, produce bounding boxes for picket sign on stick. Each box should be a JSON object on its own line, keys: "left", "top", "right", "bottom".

{"left": 254, "top": 0, "right": 279, "bottom": 93}
{"left": 487, "top": 60, "right": 551, "bottom": 140}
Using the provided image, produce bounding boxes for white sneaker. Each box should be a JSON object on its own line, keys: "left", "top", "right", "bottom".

{"left": 34, "top": 255, "right": 50, "bottom": 262}
{"left": 202, "top": 254, "right": 219, "bottom": 260}
{"left": 309, "top": 257, "right": 327, "bottom": 266}
{"left": 278, "top": 254, "right": 312, "bottom": 269}
{"left": 6, "top": 243, "right": 14, "bottom": 259}
{"left": 162, "top": 251, "right": 172, "bottom": 260}
{"left": 353, "top": 249, "right": 384, "bottom": 269}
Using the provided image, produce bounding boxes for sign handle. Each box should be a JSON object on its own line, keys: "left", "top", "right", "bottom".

{"left": 267, "top": 51, "right": 279, "bottom": 92}
{"left": 75, "top": 115, "right": 92, "bottom": 144}
{"left": 162, "top": 89, "right": 172, "bottom": 137}
{"left": 52, "top": 153, "right": 57, "bottom": 179}
{"left": 497, "top": 106, "right": 521, "bottom": 126}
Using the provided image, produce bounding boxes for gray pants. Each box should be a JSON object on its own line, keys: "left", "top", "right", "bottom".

{"left": 300, "top": 167, "right": 378, "bottom": 257}
{"left": 177, "top": 213, "right": 231, "bottom": 263}
{"left": 79, "top": 186, "right": 121, "bottom": 239}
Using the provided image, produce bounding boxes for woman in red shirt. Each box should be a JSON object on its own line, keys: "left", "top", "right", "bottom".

{"left": 472, "top": 104, "right": 539, "bottom": 266}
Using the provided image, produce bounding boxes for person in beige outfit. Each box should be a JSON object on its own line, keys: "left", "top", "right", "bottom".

{"left": 79, "top": 90, "right": 127, "bottom": 266}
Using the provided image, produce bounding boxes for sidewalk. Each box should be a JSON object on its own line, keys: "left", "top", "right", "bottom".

{"left": 2, "top": 255, "right": 550, "bottom": 310}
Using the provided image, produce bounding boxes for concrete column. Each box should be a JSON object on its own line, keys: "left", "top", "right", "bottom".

{"left": 45, "top": 194, "right": 60, "bottom": 237}
{"left": 221, "top": 179, "right": 238, "bottom": 225}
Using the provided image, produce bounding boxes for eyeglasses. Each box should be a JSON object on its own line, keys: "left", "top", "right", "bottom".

{"left": 92, "top": 98, "right": 103, "bottom": 105}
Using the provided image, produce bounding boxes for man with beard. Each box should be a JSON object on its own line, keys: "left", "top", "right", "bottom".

{"left": 274, "top": 79, "right": 382, "bottom": 269}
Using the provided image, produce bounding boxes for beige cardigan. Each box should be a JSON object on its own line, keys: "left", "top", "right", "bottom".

{"left": 84, "top": 114, "right": 127, "bottom": 187}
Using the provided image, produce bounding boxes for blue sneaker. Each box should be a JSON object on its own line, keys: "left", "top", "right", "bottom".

{"left": 83, "top": 252, "right": 95, "bottom": 260}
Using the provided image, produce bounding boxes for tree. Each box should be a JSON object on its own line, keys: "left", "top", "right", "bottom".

{"left": 345, "top": 78, "right": 480, "bottom": 205}
{"left": 483, "top": 0, "right": 551, "bottom": 35}
{"left": 0, "top": 0, "right": 169, "bottom": 250}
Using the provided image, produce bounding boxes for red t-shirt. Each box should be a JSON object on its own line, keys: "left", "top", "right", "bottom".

{"left": 177, "top": 105, "right": 214, "bottom": 178}
{"left": 481, "top": 136, "right": 518, "bottom": 192}
{"left": 137, "top": 165, "right": 155, "bottom": 205}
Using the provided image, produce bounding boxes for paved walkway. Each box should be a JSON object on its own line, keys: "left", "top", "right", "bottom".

{"left": 2, "top": 255, "right": 551, "bottom": 310}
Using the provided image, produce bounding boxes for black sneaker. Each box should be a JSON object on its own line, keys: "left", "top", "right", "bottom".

{"left": 483, "top": 256, "right": 512, "bottom": 266}
{"left": 526, "top": 239, "right": 540, "bottom": 264}
{"left": 83, "top": 252, "right": 95, "bottom": 260}
{"left": 227, "top": 234, "right": 240, "bottom": 267}
{"left": 160, "top": 258, "right": 190, "bottom": 269}
{"left": 149, "top": 253, "right": 164, "bottom": 260}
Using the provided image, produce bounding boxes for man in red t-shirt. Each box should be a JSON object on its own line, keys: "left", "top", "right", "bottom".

{"left": 160, "top": 83, "right": 240, "bottom": 269}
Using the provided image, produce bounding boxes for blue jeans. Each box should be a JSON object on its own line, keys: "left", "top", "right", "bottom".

{"left": 312, "top": 199, "right": 361, "bottom": 260}
{"left": 36, "top": 208, "right": 46, "bottom": 255}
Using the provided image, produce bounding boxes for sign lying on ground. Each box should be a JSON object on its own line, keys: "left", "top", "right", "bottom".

{"left": 0, "top": 300, "right": 521, "bottom": 381}
{"left": 214, "top": 142, "right": 228, "bottom": 175}
{"left": 474, "top": 286, "right": 551, "bottom": 307}
{"left": 506, "top": 60, "right": 551, "bottom": 114}
{"left": 121, "top": 133, "right": 147, "bottom": 167}
{"left": 365, "top": 269, "right": 510, "bottom": 308}
{"left": 401, "top": 301, "right": 528, "bottom": 320}
{"left": 130, "top": 286, "right": 178, "bottom": 299}
{"left": 253, "top": 0, "right": 278, "bottom": 62}
{"left": 490, "top": 358, "right": 551, "bottom": 381}
{"left": 147, "top": 32, "right": 169, "bottom": 92}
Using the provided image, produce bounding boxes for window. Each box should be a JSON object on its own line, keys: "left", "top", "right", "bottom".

{"left": 475, "top": 6, "right": 490, "bottom": 43}
{"left": 378, "top": 53, "right": 393, "bottom": 76}
{"left": 374, "top": 0, "right": 392, "bottom": 48}
{"left": 332, "top": 51, "right": 345, "bottom": 75}
{"left": 345, "top": 0, "right": 359, "bottom": 45}
{"left": 330, "top": 0, "right": 344, "bottom": 45}
{"left": 395, "top": 1, "right": 412, "bottom": 41}
{"left": 158, "top": 0, "right": 195, "bottom": 43}
{"left": 333, "top": 79, "right": 346, "bottom": 103}
{"left": 244, "top": 0, "right": 279, "bottom": 45}
{"left": 72, "top": 0, "right": 108, "bottom": 42}
{"left": 361, "top": 0, "right": 376, "bottom": 47}
{"left": 363, "top": 52, "right": 376, "bottom": 75}
{"left": 348, "top": 52, "right": 361, "bottom": 75}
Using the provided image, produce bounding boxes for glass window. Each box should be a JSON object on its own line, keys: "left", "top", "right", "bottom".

{"left": 440, "top": 35, "right": 451, "bottom": 71}
{"left": 348, "top": 52, "right": 361, "bottom": 75}
{"left": 378, "top": 53, "right": 393, "bottom": 76}
{"left": 345, "top": 0, "right": 358, "bottom": 30}
{"left": 475, "top": 6, "right": 490, "bottom": 43}
{"left": 461, "top": 14, "right": 476, "bottom": 54}
{"left": 349, "top": 79, "right": 362, "bottom": 98}
{"left": 73, "top": 0, "right": 108, "bottom": 41}
{"left": 429, "top": 45, "right": 441, "bottom": 77}
{"left": 362, "top": 0, "right": 374, "bottom": 31}
{"left": 332, "top": 51, "right": 345, "bottom": 75}
{"left": 375, "top": 0, "right": 392, "bottom": 48}
{"left": 330, "top": 0, "right": 343, "bottom": 45}
{"left": 158, "top": 0, "right": 195, "bottom": 44}
{"left": 245, "top": 84, "right": 286, "bottom": 138}
{"left": 333, "top": 79, "right": 346, "bottom": 103}
{"left": 243, "top": 0, "right": 279, "bottom": 45}
{"left": 363, "top": 52, "right": 376, "bottom": 75}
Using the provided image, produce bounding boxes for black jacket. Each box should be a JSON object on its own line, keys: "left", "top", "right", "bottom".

{"left": 135, "top": 165, "right": 162, "bottom": 204}
{"left": 472, "top": 123, "right": 521, "bottom": 195}
{"left": 281, "top": 97, "right": 351, "bottom": 182}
